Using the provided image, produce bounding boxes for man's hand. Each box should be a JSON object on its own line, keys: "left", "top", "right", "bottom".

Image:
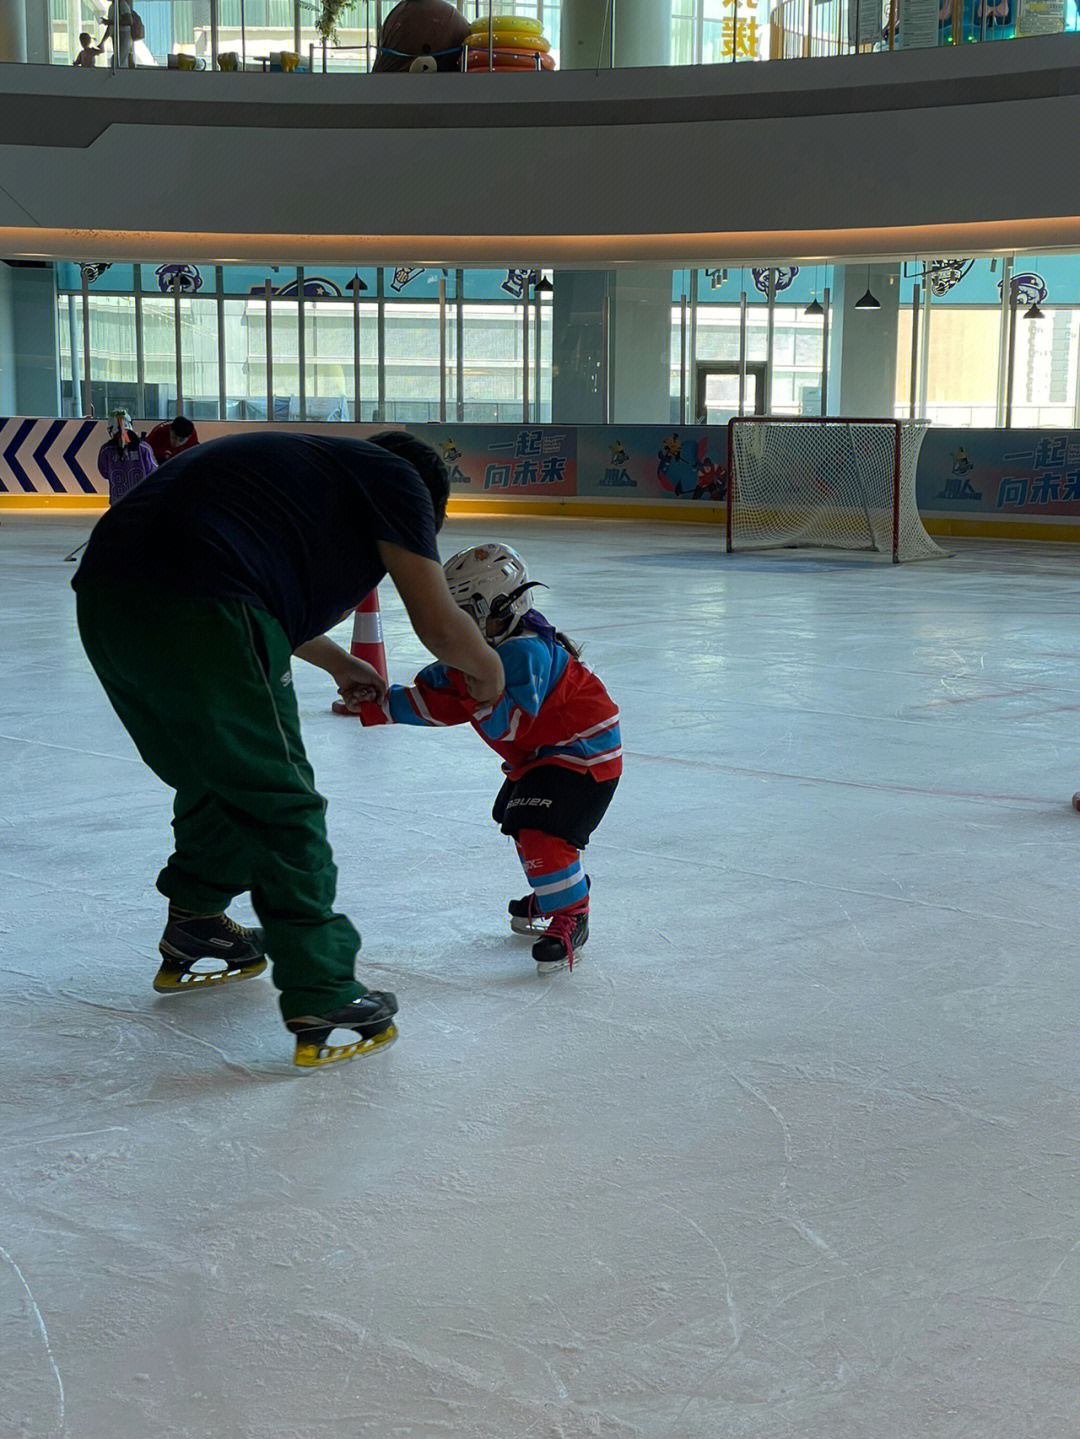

{"left": 293, "top": 634, "right": 387, "bottom": 708}
{"left": 334, "top": 656, "right": 388, "bottom": 712}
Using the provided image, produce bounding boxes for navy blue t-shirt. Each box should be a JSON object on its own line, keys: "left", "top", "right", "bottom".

{"left": 73, "top": 433, "right": 441, "bottom": 648}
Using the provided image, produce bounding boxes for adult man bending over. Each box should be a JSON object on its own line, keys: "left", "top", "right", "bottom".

{"left": 146, "top": 414, "right": 199, "bottom": 465}
{"left": 72, "top": 430, "right": 503, "bottom": 1067}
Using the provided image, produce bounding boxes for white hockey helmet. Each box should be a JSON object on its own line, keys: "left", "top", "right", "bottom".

{"left": 443, "top": 543, "right": 541, "bottom": 636}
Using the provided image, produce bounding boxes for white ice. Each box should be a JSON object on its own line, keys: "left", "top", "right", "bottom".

{"left": 1, "top": 513, "right": 1078, "bottom": 1439}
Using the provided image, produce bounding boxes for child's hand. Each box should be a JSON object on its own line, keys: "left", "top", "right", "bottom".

{"left": 334, "top": 656, "right": 388, "bottom": 711}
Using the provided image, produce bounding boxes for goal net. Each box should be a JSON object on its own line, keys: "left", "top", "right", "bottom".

{"left": 726, "top": 418, "right": 946, "bottom": 563}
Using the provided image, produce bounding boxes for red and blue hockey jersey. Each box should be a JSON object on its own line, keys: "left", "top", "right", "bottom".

{"left": 381, "top": 628, "right": 622, "bottom": 783}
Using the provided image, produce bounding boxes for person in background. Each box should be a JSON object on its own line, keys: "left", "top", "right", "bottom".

{"left": 146, "top": 415, "right": 199, "bottom": 465}
{"left": 73, "top": 32, "right": 104, "bottom": 66}
{"left": 96, "top": 411, "right": 158, "bottom": 503}
{"left": 99, "top": 0, "right": 135, "bottom": 68}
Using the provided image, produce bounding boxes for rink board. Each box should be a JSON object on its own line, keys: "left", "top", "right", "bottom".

{"left": 2, "top": 418, "right": 1078, "bottom": 542}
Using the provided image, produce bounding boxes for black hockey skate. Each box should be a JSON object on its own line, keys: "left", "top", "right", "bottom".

{"left": 532, "top": 901, "right": 589, "bottom": 974}
{"left": 155, "top": 911, "right": 267, "bottom": 993}
{"left": 286, "top": 991, "right": 399, "bottom": 1068}
{"left": 508, "top": 891, "right": 545, "bottom": 936}
{"left": 509, "top": 875, "right": 590, "bottom": 937}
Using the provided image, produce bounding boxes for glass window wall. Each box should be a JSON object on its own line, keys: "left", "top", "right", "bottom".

{"left": 140, "top": 294, "right": 178, "bottom": 412}
{"left": 897, "top": 306, "right": 1001, "bottom": 427}
{"left": 223, "top": 296, "right": 268, "bottom": 419}
{"left": 51, "top": 257, "right": 1080, "bottom": 428}
{"left": 1008, "top": 308, "right": 1080, "bottom": 428}
{"left": 670, "top": 269, "right": 829, "bottom": 424}
{"left": 56, "top": 263, "right": 553, "bottom": 424}
{"left": 304, "top": 300, "right": 354, "bottom": 419}
{"left": 894, "top": 255, "right": 1080, "bottom": 427}
{"left": 461, "top": 305, "right": 525, "bottom": 422}
{"left": 58, "top": 292, "right": 138, "bottom": 418}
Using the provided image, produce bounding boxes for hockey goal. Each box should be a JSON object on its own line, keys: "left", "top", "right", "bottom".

{"left": 726, "top": 417, "right": 946, "bottom": 563}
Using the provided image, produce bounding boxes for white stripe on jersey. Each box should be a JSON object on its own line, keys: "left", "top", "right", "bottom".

{"left": 562, "top": 715, "right": 621, "bottom": 744}
{"left": 544, "top": 745, "right": 623, "bottom": 770}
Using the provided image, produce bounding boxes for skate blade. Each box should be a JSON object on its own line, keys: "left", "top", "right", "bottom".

{"left": 153, "top": 957, "right": 267, "bottom": 994}
{"left": 535, "top": 942, "right": 586, "bottom": 974}
{"left": 293, "top": 1021, "right": 398, "bottom": 1069}
{"left": 535, "top": 956, "right": 573, "bottom": 974}
{"left": 510, "top": 916, "right": 548, "bottom": 937}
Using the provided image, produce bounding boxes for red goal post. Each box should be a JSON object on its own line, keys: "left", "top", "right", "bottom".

{"left": 726, "top": 416, "right": 945, "bottom": 564}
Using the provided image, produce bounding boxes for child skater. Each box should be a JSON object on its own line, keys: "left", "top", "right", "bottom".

{"left": 96, "top": 410, "right": 158, "bottom": 502}
{"left": 354, "top": 543, "right": 621, "bottom": 972}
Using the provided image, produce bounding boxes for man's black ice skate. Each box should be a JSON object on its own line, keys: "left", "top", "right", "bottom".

{"left": 155, "top": 910, "right": 267, "bottom": 993}
{"left": 509, "top": 875, "right": 589, "bottom": 937}
{"left": 531, "top": 901, "right": 589, "bottom": 974}
{"left": 286, "top": 991, "right": 399, "bottom": 1068}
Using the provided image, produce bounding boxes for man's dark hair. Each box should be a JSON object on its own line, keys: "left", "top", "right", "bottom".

{"left": 171, "top": 416, "right": 195, "bottom": 439}
{"left": 367, "top": 430, "right": 449, "bottom": 531}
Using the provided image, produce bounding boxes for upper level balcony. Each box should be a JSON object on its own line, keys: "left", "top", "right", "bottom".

{"left": 6, "top": 0, "right": 1077, "bottom": 74}
{"left": 2, "top": 19, "right": 1079, "bottom": 270}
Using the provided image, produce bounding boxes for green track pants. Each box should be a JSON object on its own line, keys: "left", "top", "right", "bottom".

{"left": 75, "top": 580, "right": 365, "bottom": 1022}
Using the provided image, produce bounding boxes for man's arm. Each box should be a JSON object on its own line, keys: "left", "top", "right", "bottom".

{"left": 294, "top": 634, "right": 348, "bottom": 673}
{"left": 377, "top": 542, "right": 504, "bottom": 703}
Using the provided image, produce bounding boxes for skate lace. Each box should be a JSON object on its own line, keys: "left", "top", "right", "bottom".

{"left": 220, "top": 915, "right": 250, "bottom": 937}
{"left": 543, "top": 902, "right": 587, "bottom": 972}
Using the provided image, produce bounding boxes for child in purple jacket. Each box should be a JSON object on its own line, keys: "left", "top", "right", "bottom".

{"left": 97, "top": 411, "right": 158, "bottom": 503}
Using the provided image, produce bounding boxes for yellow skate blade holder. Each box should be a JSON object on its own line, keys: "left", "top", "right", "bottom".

{"left": 153, "top": 955, "right": 267, "bottom": 993}
{"left": 293, "top": 1021, "right": 399, "bottom": 1068}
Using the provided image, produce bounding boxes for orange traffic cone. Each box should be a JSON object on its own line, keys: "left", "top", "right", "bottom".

{"left": 332, "top": 588, "right": 389, "bottom": 724}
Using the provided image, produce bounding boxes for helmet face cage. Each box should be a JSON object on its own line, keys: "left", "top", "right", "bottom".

{"left": 443, "top": 544, "right": 535, "bottom": 636}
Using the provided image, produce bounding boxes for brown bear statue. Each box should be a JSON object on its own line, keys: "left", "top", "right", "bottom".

{"left": 372, "top": 0, "right": 472, "bottom": 72}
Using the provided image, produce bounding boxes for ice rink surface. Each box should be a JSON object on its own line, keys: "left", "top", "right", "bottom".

{"left": 1, "top": 511, "right": 1078, "bottom": 1439}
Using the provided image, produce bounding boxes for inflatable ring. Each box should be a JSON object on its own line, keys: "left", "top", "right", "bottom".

{"left": 466, "top": 50, "right": 556, "bottom": 70}
{"left": 468, "top": 14, "right": 543, "bottom": 35}
{"left": 467, "top": 30, "right": 549, "bottom": 51}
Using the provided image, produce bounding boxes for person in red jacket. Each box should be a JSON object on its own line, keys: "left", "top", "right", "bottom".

{"left": 331, "top": 543, "right": 621, "bottom": 973}
{"left": 146, "top": 415, "right": 199, "bottom": 465}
